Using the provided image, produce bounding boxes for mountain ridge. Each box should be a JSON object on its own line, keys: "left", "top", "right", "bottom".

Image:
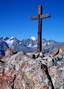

{"left": 0, "top": 36, "right": 64, "bottom": 52}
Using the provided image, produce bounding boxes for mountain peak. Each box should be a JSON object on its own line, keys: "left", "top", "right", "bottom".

{"left": 30, "top": 36, "right": 36, "bottom": 41}
{"left": 10, "top": 36, "right": 16, "bottom": 40}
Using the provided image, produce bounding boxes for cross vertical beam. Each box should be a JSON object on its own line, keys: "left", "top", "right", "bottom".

{"left": 37, "top": 5, "right": 42, "bottom": 52}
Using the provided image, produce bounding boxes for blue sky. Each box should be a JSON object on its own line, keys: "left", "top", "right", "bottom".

{"left": 0, "top": 0, "right": 64, "bottom": 42}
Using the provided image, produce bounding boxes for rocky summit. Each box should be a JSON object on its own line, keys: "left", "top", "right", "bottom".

{"left": 0, "top": 51, "right": 64, "bottom": 89}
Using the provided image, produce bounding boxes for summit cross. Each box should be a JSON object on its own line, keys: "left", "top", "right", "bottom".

{"left": 32, "top": 5, "right": 51, "bottom": 52}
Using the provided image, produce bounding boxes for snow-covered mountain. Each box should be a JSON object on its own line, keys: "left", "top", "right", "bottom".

{"left": 0, "top": 36, "right": 64, "bottom": 53}
{"left": 0, "top": 39, "right": 9, "bottom": 56}
{"left": 0, "top": 36, "right": 37, "bottom": 52}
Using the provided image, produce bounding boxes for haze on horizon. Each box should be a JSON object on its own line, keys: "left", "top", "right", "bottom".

{"left": 0, "top": 0, "right": 64, "bottom": 42}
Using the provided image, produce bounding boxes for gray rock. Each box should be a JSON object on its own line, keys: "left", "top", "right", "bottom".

{"left": 0, "top": 52, "right": 64, "bottom": 89}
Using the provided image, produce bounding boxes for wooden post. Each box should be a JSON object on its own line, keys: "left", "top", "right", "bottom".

{"left": 37, "top": 5, "right": 42, "bottom": 52}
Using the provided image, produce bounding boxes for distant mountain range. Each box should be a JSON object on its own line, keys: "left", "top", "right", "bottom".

{"left": 0, "top": 36, "right": 64, "bottom": 53}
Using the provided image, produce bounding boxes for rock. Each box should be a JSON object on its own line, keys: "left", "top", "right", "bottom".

{"left": 0, "top": 52, "right": 64, "bottom": 89}
{"left": 0, "top": 63, "right": 4, "bottom": 76}
{"left": 51, "top": 48, "right": 64, "bottom": 57}
{"left": 5, "top": 48, "right": 17, "bottom": 57}
{"left": 57, "top": 55, "right": 63, "bottom": 60}
{"left": 0, "top": 50, "right": 5, "bottom": 59}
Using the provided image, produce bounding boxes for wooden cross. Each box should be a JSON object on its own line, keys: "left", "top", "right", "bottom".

{"left": 32, "top": 5, "right": 51, "bottom": 52}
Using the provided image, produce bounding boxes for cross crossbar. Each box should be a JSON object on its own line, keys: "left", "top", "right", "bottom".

{"left": 32, "top": 14, "right": 51, "bottom": 20}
